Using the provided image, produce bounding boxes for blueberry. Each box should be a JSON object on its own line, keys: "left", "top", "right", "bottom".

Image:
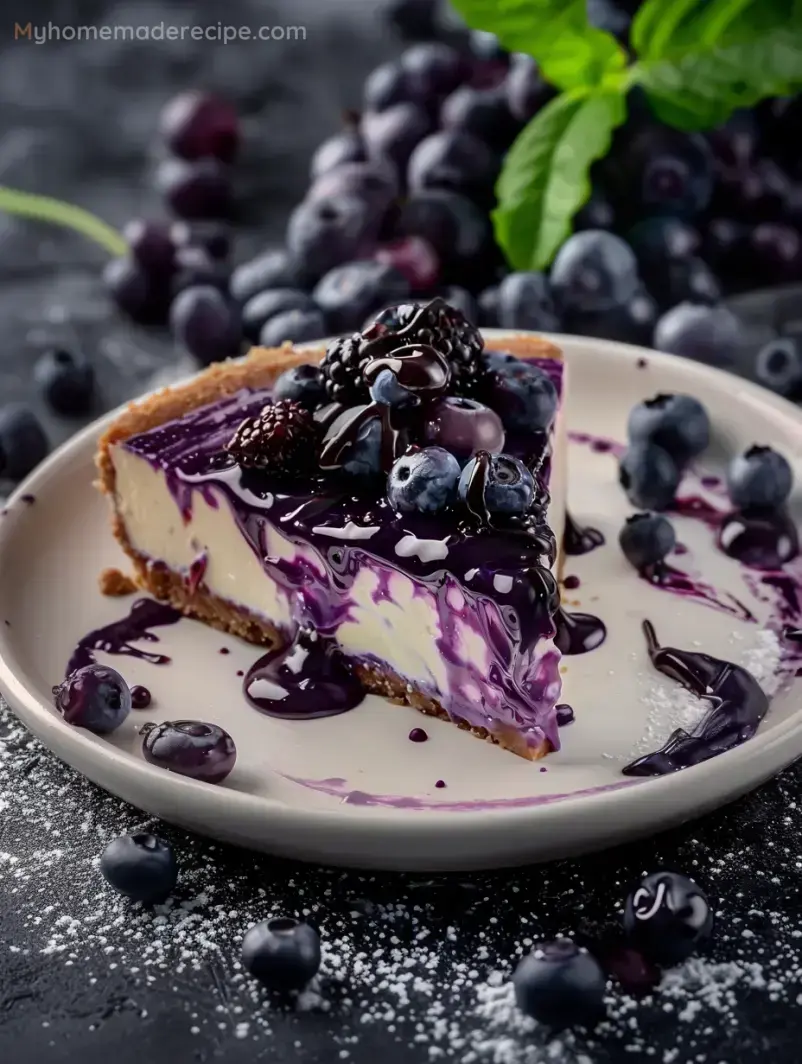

{"left": 613, "top": 128, "right": 713, "bottom": 219}
{"left": 459, "top": 453, "right": 535, "bottom": 515}
{"left": 259, "top": 308, "right": 327, "bottom": 348}
{"left": 627, "top": 393, "right": 710, "bottom": 464}
{"left": 159, "top": 91, "right": 239, "bottom": 164}
{"left": 496, "top": 271, "right": 560, "bottom": 332}
{"left": 230, "top": 249, "right": 306, "bottom": 305}
{"left": 505, "top": 54, "right": 551, "bottom": 123}
{"left": 550, "top": 231, "right": 640, "bottom": 315}
{"left": 156, "top": 157, "right": 233, "bottom": 220}
{"left": 100, "top": 834, "right": 178, "bottom": 904}
{"left": 619, "top": 512, "right": 676, "bottom": 570}
{"left": 286, "top": 196, "right": 381, "bottom": 281}
{"left": 123, "top": 219, "right": 176, "bottom": 274}
{"left": 513, "top": 939, "right": 606, "bottom": 1028}
{"left": 310, "top": 127, "right": 366, "bottom": 181}
{"left": 565, "top": 287, "right": 657, "bottom": 347}
{"left": 273, "top": 364, "right": 327, "bottom": 410}
{"left": 313, "top": 260, "right": 410, "bottom": 333}
{"left": 103, "top": 255, "right": 169, "bottom": 325}
{"left": 440, "top": 85, "right": 519, "bottom": 154}
{"left": 619, "top": 443, "right": 681, "bottom": 510}
{"left": 170, "top": 220, "right": 232, "bottom": 262}
{"left": 0, "top": 404, "right": 49, "bottom": 481}
{"left": 363, "top": 60, "right": 410, "bottom": 113}
{"left": 242, "top": 917, "right": 321, "bottom": 990}
{"left": 170, "top": 246, "right": 230, "bottom": 298}
{"left": 727, "top": 445, "right": 793, "bottom": 511}
{"left": 627, "top": 217, "right": 701, "bottom": 273}
{"left": 53, "top": 664, "right": 132, "bottom": 734}
{"left": 34, "top": 349, "right": 94, "bottom": 417}
{"left": 142, "top": 720, "right": 237, "bottom": 784}
{"left": 656, "top": 257, "right": 721, "bottom": 311}
{"left": 477, "top": 285, "right": 500, "bottom": 326}
{"left": 401, "top": 42, "right": 466, "bottom": 100}
{"left": 423, "top": 396, "right": 505, "bottom": 460}
{"left": 370, "top": 368, "right": 416, "bottom": 407}
{"left": 388, "top": 447, "right": 461, "bottom": 513}
{"left": 407, "top": 131, "right": 499, "bottom": 206}
{"left": 395, "top": 190, "right": 492, "bottom": 288}
{"left": 573, "top": 190, "right": 615, "bottom": 232}
{"left": 170, "top": 285, "right": 242, "bottom": 366}
{"left": 242, "top": 288, "right": 316, "bottom": 343}
{"left": 653, "top": 303, "right": 740, "bottom": 365}
{"left": 308, "top": 161, "right": 399, "bottom": 215}
{"left": 624, "top": 872, "right": 713, "bottom": 966}
{"left": 755, "top": 336, "right": 802, "bottom": 397}
{"left": 362, "top": 103, "right": 433, "bottom": 173}
{"left": 341, "top": 414, "right": 382, "bottom": 478}
{"left": 483, "top": 354, "right": 558, "bottom": 432}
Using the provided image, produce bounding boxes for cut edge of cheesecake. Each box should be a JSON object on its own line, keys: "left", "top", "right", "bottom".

{"left": 96, "top": 334, "right": 566, "bottom": 761}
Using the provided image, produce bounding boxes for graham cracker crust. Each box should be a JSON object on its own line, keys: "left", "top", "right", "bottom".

{"left": 95, "top": 335, "right": 562, "bottom": 763}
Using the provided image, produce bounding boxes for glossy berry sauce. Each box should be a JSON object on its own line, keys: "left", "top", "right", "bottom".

{"left": 563, "top": 512, "right": 604, "bottom": 555}
{"left": 67, "top": 598, "right": 181, "bottom": 675}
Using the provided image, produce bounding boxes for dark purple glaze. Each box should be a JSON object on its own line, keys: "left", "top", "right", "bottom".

{"left": 188, "top": 552, "right": 208, "bottom": 594}
{"left": 623, "top": 620, "right": 769, "bottom": 776}
{"left": 130, "top": 684, "right": 152, "bottom": 709}
{"left": 434, "top": 779, "right": 446, "bottom": 789}
{"left": 219, "top": 647, "right": 230, "bottom": 655}
{"left": 564, "top": 512, "right": 604, "bottom": 556}
{"left": 409, "top": 727, "right": 428, "bottom": 742}
{"left": 670, "top": 494, "right": 723, "bottom": 530}
{"left": 636, "top": 358, "right": 648, "bottom": 370}
{"left": 67, "top": 598, "right": 181, "bottom": 675}
{"left": 554, "top": 608, "right": 607, "bottom": 655}
{"left": 718, "top": 509, "right": 799, "bottom": 570}
{"left": 642, "top": 562, "right": 755, "bottom": 622}
{"left": 20, "top": 494, "right": 35, "bottom": 505}
{"left": 244, "top": 627, "right": 364, "bottom": 719}
{"left": 563, "top": 574, "right": 580, "bottom": 590}
{"left": 555, "top": 703, "right": 575, "bottom": 726}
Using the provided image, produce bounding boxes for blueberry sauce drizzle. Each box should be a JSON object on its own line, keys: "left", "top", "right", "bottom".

{"left": 130, "top": 684, "right": 152, "bottom": 709}
{"left": 554, "top": 608, "right": 607, "bottom": 655}
{"left": 555, "top": 703, "right": 575, "bottom": 726}
{"left": 623, "top": 620, "right": 769, "bottom": 776}
{"left": 641, "top": 562, "right": 755, "bottom": 622}
{"left": 563, "top": 512, "right": 605, "bottom": 555}
{"left": 243, "top": 627, "right": 364, "bottom": 719}
{"left": 409, "top": 727, "right": 428, "bottom": 742}
{"left": 67, "top": 598, "right": 181, "bottom": 675}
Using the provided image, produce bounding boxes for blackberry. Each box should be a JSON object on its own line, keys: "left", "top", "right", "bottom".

{"left": 226, "top": 399, "right": 318, "bottom": 475}
{"left": 379, "top": 300, "right": 485, "bottom": 398}
{"left": 320, "top": 332, "right": 374, "bottom": 406}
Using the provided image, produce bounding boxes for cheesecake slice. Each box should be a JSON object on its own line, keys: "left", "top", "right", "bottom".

{"left": 97, "top": 305, "right": 566, "bottom": 759}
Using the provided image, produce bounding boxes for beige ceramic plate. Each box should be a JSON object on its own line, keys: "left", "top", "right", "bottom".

{"left": 1, "top": 333, "right": 801, "bottom": 871}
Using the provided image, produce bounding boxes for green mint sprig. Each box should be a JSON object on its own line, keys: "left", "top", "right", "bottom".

{"left": 0, "top": 186, "right": 126, "bottom": 257}
{"left": 452, "top": 0, "right": 802, "bottom": 270}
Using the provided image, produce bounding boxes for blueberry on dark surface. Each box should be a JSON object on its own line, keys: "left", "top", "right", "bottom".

{"left": 100, "top": 833, "right": 178, "bottom": 904}
{"left": 142, "top": 720, "right": 237, "bottom": 784}
{"left": 374, "top": 237, "right": 440, "bottom": 293}
{"left": 627, "top": 217, "right": 701, "bottom": 274}
{"left": 564, "top": 287, "right": 658, "bottom": 347}
{"left": 287, "top": 196, "right": 381, "bottom": 282}
{"left": 226, "top": 399, "right": 318, "bottom": 476}
{"left": 170, "top": 246, "right": 230, "bottom": 298}
{"left": 401, "top": 42, "right": 466, "bottom": 101}
{"left": 550, "top": 231, "right": 639, "bottom": 315}
{"left": 362, "top": 103, "right": 433, "bottom": 172}
{"left": 387, "top": 0, "right": 440, "bottom": 41}
{"left": 727, "top": 445, "right": 793, "bottom": 511}
{"left": 170, "top": 285, "right": 242, "bottom": 365}
{"left": 363, "top": 60, "right": 410, "bottom": 113}
{"left": 423, "top": 396, "right": 505, "bottom": 460}
{"left": 624, "top": 872, "right": 713, "bottom": 966}
{"left": 407, "top": 131, "right": 499, "bottom": 204}
{"left": 313, "top": 260, "right": 410, "bottom": 334}
{"left": 242, "top": 288, "right": 316, "bottom": 343}
{"left": 653, "top": 303, "right": 740, "bottom": 365}
{"left": 273, "top": 364, "right": 327, "bottom": 411}
{"left": 259, "top": 308, "right": 327, "bottom": 348}
{"left": 170, "top": 220, "right": 232, "bottom": 263}
{"left": 755, "top": 336, "right": 802, "bottom": 397}
{"left": 242, "top": 917, "right": 321, "bottom": 991}
{"left": 123, "top": 219, "right": 176, "bottom": 274}
{"left": 230, "top": 249, "right": 305, "bottom": 305}
{"left": 702, "top": 218, "right": 749, "bottom": 276}
{"left": 615, "top": 128, "right": 713, "bottom": 219}
{"left": 483, "top": 353, "right": 558, "bottom": 433}
{"left": 310, "top": 126, "right": 366, "bottom": 181}
{"left": 369, "top": 368, "right": 416, "bottom": 408}
{"left": 103, "top": 255, "right": 169, "bottom": 325}
{"left": 656, "top": 256, "right": 721, "bottom": 311}
{"left": 619, "top": 443, "right": 681, "bottom": 511}
{"left": 308, "top": 160, "right": 399, "bottom": 213}
{"left": 156, "top": 157, "right": 233, "bottom": 220}
{"left": 388, "top": 447, "right": 461, "bottom": 513}
{"left": 53, "top": 664, "right": 131, "bottom": 734}
{"left": 395, "top": 190, "right": 492, "bottom": 284}
{"left": 459, "top": 453, "right": 535, "bottom": 515}
{"left": 34, "top": 349, "right": 94, "bottom": 417}
{"left": 505, "top": 53, "right": 551, "bottom": 122}
{"left": 440, "top": 85, "right": 519, "bottom": 153}
{"left": 496, "top": 271, "right": 560, "bottom": 332}
{"left": 619, "top": 512, "right": 676, "bottom": 571}
{"left": 574, "top": 191, "right": 615, "bottom": 232}
{"left": 749, "top": 223, "right": 802, "bottom": 285}
{"left": 513, "top": 939, "right": 606, "bottom": 1028}
{"left": 0, "top": 404, "right": 49, "bottom": 480}
{"left": 627, "top": 393, "right": 710, "bottom": 464}
{"left": 159, "top": 91, "right": 239, "bottom": 163}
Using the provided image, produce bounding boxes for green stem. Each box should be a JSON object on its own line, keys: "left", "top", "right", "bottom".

{"left": 0, "top": 185, "right": 127, "bottom": 258}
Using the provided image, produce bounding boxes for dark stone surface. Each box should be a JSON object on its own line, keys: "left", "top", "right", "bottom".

{"left": 1, "top": 4, "right": 801, "bottom": 1062}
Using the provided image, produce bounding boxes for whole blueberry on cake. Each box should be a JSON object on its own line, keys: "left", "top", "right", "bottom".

{"left": 96, "top": 298, "right": 568, "bottom": 759}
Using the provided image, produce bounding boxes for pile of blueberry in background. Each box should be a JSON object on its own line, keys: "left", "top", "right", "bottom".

{"left": 0, "top": 0, "right": 801, "bottom": 482}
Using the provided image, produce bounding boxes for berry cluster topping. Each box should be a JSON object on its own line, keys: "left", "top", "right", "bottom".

{"left": 226, "top": 398, "right": 318, "bottom": 475}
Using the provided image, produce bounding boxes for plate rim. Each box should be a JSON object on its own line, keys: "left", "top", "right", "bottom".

{"left": 2, "top": 331, "right": 802, "bottom": 842}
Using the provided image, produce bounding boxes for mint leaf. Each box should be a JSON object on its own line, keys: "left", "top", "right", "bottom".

{"left": 449, "top": 0, "right": 626, "bottom": 90}
{"left": 0, "top": 185, "right": 126, "bottom": 257}
{"left": 493, "top": 89, "right": 627, "bottom": 271}
{"left": 631, "top": 0, "right": 802, "bottom": 130}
